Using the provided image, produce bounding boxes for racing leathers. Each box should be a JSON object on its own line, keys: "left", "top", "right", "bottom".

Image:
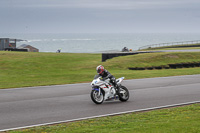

{"left": 98, "top": 69, "right": 119, "bottom": 92}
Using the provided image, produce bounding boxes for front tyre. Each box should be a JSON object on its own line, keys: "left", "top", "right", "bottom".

{"left": 91, "top": 89, "right": 104, "bottom": 104}
{"left": 118, "top": 86, "right": 129, "bottom": 102}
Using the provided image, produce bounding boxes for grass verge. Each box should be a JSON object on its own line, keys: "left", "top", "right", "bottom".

{"left": 8, "top": 103, "right": 200, "bottom": 133}
{"left": 1, "top": 51, "right": 200, "bottom": 89}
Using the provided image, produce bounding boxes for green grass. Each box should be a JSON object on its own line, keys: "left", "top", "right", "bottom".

{"left": 9, "top": 103, "right": 200, "bottom": 133}
{"left": 0, "top": 52, "right": 100, "bottom": 88}
{"left": 1, "top": 51, "right": 200, "bottom": 89}
{"left": 104, "top": 52, "right": 200, "bottom": 68}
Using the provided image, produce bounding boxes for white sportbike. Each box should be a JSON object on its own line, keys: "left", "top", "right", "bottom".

{"left": 90, "top": 75, "right": 129, "bottom": 104}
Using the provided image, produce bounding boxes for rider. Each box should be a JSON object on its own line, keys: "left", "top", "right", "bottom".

{"left": 96, "top": 65, "right": 119, "bottom": 93}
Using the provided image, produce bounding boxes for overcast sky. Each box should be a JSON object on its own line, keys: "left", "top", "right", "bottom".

{"left": 0, "top": 0, "right": 200, "bottom": 33}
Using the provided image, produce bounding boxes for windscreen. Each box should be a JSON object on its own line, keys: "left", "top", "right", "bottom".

{"left": 94, "top": 75, "right": 101, "bottom": 79}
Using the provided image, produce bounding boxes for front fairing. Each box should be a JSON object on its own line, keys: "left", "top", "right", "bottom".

{"left": 91, "top": 75, "right": 103, "bottom": 86}
{"left": 91, "top": 79, "right": 105, "bottom": 86}
{"left": 91, "top": 75, "right": 111, "bottom": 86}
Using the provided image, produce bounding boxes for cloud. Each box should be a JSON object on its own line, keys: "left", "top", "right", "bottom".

{"left": 0, "top": 0, "right": 200, "bottom": 33}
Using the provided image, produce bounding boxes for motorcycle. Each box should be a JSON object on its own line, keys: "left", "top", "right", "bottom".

{"left": 90, "top": 75, "right": 129, "bottom": 104}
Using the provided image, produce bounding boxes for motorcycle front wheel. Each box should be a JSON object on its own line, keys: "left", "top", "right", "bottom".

{"left": 118, "top": 86, "right": 129, "bottom": 102}
{"left": 91, "top": 89, "right": 104, "bottom": 104}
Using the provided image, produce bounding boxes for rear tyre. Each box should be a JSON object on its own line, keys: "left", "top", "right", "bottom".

{"left": 118, "top": 86, "right": 129, "bottom": 102}
{"left": 91, "top": 89, "right": 104, "bottom": 104}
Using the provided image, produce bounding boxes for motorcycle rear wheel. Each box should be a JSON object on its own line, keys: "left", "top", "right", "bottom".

{"left": 118, "top": 86, "right": 129, "bottom": 102}
{"left": 91, "top": 89, "right": 104, "bottom": 104}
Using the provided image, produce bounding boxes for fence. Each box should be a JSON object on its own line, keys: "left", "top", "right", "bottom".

{"left": 138, "top": 40, "right": 200, "bottom": 50}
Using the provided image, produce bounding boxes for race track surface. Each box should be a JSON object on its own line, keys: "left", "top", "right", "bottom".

{"left": 0, "top": 75, "right": 200, "bottom": 131}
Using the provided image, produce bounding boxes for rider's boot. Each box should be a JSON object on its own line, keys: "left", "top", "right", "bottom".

{"left": 111, "top": 78, "right": 120, "bottom": 94}
{"left": 114, "top": 84, "right": 120, "bottom": 94}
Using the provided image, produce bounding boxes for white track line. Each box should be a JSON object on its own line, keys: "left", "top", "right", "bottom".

{"left": 0, "top": 101, "right": 200, "bottom": 132}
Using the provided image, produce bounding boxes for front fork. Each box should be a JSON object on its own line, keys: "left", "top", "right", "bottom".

{"left": 92, "top": 87, "right": 101, "bottom": 96}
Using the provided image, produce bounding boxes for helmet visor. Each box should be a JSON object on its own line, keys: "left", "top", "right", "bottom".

{"left": 97, "top": 69, "right": 101, "bottom": 73}
{"left": 97, "top": 68, "right": 104, "bottom": 74}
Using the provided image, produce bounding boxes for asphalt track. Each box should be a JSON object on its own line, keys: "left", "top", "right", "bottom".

{"left": 0, "top": 74, "right": 200, "bottom": 131}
